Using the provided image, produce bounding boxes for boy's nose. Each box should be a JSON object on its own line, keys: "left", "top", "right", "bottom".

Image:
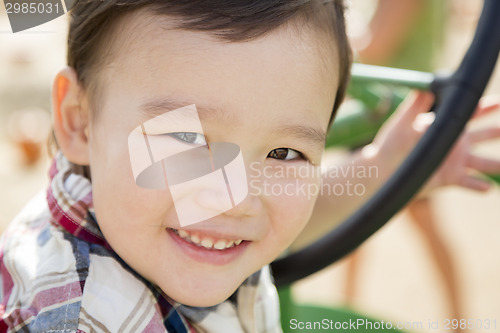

{"left": 222, "top": 191, "right": 263, "bottom": 218}
{"left": 168, "top": 141, "right": 256, "bottom": 226}
{"left": 193, "top": 184, "right": 262, "bottom": 219}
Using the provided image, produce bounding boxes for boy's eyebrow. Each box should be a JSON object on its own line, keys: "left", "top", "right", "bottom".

{"left": 275, "top": 124, "right": 327, "bottom": 145}
{"left": 139, "top": 97, "right": 231, "bottom": 122}
{"left": 139, "top": 97, "right": 326, "bottom": 144}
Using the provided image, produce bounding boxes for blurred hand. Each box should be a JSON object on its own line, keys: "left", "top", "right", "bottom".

{"left": 428, "top": 95, "right": 500, "bottom": 191}
{"left": 366, "top": 90, "right": 500, "bottom": 193}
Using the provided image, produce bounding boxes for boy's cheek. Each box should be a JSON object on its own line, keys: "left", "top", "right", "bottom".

{"left": 91, "top": 165, "right": 175, "bottom": 227}
{"left": 267, "top": 178, "right": 319, "bottom": 232}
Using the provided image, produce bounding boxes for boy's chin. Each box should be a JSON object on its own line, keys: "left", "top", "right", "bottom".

{"left": 159, "top": 279, "right": 241, "bottom": 308}
{"left": 170, "top": 289, "right": 236, "bottom": 308}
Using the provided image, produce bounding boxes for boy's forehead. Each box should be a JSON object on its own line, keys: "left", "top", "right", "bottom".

{"left": 102, "top": 9, "right": 338, "bottom": 127}
{"left": 111, "top": 9, "right": 338, "bottom": 72}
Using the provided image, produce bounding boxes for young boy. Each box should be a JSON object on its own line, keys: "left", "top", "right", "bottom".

{"left": 0, "top": 1, "right": 352, "bottom": 331}
{"left": 1, "top": 0, "right": 499, "bottom": 332}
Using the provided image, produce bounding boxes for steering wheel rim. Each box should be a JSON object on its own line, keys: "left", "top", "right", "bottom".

{"left": 272, "top": 0, "right": 500, "bottom": 286}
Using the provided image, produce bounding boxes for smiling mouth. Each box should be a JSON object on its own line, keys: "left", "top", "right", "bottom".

{"left": 169, "top": 228, "right": 244, "bottom": 250}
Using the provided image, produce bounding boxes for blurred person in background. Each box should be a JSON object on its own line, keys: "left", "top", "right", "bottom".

{"left": 344, "top": 0, "right": 476, "bottom": 326}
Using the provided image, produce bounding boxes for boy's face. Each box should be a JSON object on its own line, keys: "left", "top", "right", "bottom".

{"left": 87, "top": 11, "right": 338, "bottom": 306}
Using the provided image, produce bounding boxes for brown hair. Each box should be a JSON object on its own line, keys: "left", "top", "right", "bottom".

{"left": 67, "top": 0, "right": 351, "bottom": 124}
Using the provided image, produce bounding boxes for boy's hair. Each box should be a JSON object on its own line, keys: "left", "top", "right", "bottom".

{"left": 67, "top": 0, "right": 352, "bottom": 124}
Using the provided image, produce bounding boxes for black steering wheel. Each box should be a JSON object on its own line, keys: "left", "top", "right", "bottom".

{"left": 272, "top": 0, "right": 500, "bottom": 286}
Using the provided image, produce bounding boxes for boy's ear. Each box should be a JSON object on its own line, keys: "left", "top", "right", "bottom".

{"left": 52, "top": 67, "right": 90, "bottom": 165}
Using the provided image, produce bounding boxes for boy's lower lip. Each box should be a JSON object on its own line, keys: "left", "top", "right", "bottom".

{"left": 167, "top": 228, "right": 249, "bottom": 266}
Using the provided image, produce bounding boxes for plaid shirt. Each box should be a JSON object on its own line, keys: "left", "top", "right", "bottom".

{"left": 0, "top": 153, "right": 282, "bottom": 332}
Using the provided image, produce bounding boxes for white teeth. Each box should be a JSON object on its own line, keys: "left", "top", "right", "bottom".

{"left": 190, "top": 234, "right": 201, "bottom": 245}
{"left": 214, "top": 240, "right": 227, "bottom": 250}
{"left": 173, "top": 229, "right": 244, "bottom": 250}
{"left": 201, "top": 239, "right": 214, "bottom": 249}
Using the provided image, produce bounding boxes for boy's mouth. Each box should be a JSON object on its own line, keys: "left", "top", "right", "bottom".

{"left": 169, "top": 228, "right": 244, "bottom": 250}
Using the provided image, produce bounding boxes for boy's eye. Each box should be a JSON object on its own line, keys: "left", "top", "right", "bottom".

{"left": 267, "top": 148, "right": 304, "bottom": 161}
{"left": 168, "top": 132, "right": 207, "bottom": 145}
